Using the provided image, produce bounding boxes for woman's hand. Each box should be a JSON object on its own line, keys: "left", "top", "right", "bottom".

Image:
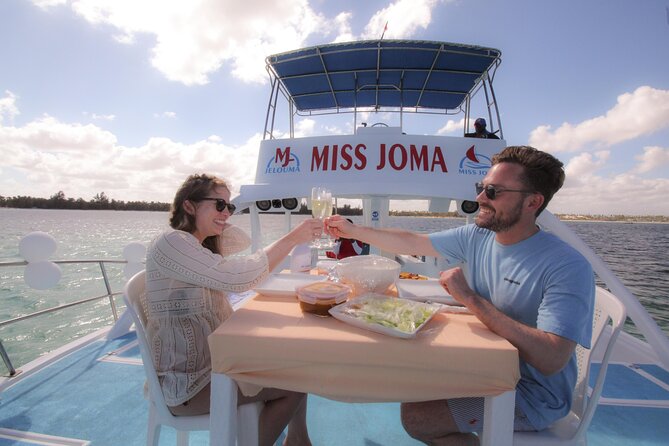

{"left": 289, "top": 218, "right": 324, "bottom": 245}
{"left": 264, "top": 218, "right": 323, "bottom": 271}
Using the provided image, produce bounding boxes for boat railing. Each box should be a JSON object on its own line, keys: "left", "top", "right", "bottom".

{"left": 537, "top": 211, "right": 669, "bottom": 370}
{"left": 0, "top": 258, "right": 129, "bottom": 377}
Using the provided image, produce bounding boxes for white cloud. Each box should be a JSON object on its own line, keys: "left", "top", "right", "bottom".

{"left": 0, "top": 113, "right": 262, "bottom": 202}
{"left": 529, "top": 86, "right": 669, "bottom": 153}
{"left": 31, "top": 0, "right": 66, "bottom": 9}
{"left": 525, "top": 86, "right": 669, "bottom": 214}
{"left": 563, "top": 151, "right": 610, "bottom": 181}
{"left": 323, "top": 124, "right": 349, "bottom": 136}
{"left": 265, "top": 117, "right": 348, "bottom": 139}
{"left": 332, "top": 12, "right": 355, "bottom": 43}
{"left": 361, "top": 0, "right": 444, "bottom": 39}
{"left": 547, "top": 150, "right": 669, "bottom": 215}
{"left": 437, "top": 118, "right": 464, "bottom": 135}
{"left": 86, "top": 112, "right": 115, "bottom": 121}
{"left": 0, "top": 90, "right": 20, "bottom": 124}
{"left": 33, "top": 0, "right": 448, "bottom": 86}
{"left": 550, "top": 173, "right": 669, "bottom": 216}
{"left": 53, "top": 0, "right": 328, "bottom": 85}
{"left": 0, "top": 115, "right": 117, "bottom": 154}
{"left": 154, "top": 111, "right": 177, "bottom": 119}
{"left": 633, "top": 146, "right": 669, "bottom": 174}
{"left": 294, "top": 119, "right": 316, "bottom": 137}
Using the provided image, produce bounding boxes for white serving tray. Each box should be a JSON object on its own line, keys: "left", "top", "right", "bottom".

{"left": 395, "top": 279, "right": 461, "bottom": 306}
{"left": 254, "top": 273, "right": 326, "bottom": 297}
{"left": 328, "top": 294, "right": 441, "bottom": 339}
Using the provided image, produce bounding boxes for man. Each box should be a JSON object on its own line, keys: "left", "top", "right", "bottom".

{"left": 325, "top": 146, "right": 595, "bottom": 445}
{"left": 465, "top": 117, "right": 500, "bottom": 139}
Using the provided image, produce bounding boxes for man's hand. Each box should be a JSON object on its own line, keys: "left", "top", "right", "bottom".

{"left": 324, "top": 215, "right": 355, "bottom": 239}
{"left": 438, "top": 267, "right": 475, "bottom": 306}
{"left": 325, "top": 215, "right": 439, "bottom": 257}
{"left": 439, "top": 266, "right": 576, "bottom": 376}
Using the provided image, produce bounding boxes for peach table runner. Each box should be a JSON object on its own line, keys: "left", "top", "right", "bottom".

{"left": 209, "top": 294, "right": 520, "bottom": 403}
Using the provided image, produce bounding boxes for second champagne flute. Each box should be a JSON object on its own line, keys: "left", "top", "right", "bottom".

{"left": 320, "top": 191, "right": 335, "bottom": 248}
{"left": 310, "top": 187, "right": 329, "bottom": 248}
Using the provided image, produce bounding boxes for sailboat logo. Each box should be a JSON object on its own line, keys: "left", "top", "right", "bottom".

{"left": 458, "top": 145, "right": 491, "bottom": 175}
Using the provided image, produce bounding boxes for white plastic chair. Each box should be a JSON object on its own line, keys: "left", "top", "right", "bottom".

{"left": 513, "top": 288, "right": 627, "bottom": 445}
{"left": 123, "top": 270, "right": 261, "bottom": 446}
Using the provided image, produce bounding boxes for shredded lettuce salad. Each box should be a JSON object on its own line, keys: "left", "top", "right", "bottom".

{"left": 341, "top": 296, "right": 438, "bottom": 333}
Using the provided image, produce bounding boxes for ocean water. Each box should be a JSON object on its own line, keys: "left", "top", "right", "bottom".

{"left": 0, "top": 208, "right": 667, "bottom": 370}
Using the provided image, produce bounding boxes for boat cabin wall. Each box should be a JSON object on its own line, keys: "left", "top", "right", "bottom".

{"left": 238, "top": 133, "right": 506, "bottom": 206}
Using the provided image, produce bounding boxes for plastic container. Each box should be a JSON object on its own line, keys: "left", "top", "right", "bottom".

{"left": 335, "top": 255, "right": 401, "bottom": 296}
{"left": 316, "top": 259, "right": 338, "bottom": 275}
{"left": 296, "top": 281, "right": 352, "bottom": 316}
{"left": 290, "top": 244, "right": 313, "bottom": 272}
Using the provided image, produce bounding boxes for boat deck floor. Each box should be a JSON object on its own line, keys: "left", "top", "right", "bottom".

{"left": 1, "top": 332, "right": 668, "bottom": 445}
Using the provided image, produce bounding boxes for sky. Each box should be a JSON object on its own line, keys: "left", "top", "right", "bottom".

{"left": 1, "top": 0, "right": 669, "bottom": 216}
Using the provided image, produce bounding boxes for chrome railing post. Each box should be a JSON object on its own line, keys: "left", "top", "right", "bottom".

{"left": 0, "top": 339, "right": 17, "bottom": 376}
{"left": 99, "top": 261, "right": 119, "bottom": 321}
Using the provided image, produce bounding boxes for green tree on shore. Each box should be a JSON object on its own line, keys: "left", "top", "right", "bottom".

{"left": 0, "top": 192, "right": 170, "bottom": 211}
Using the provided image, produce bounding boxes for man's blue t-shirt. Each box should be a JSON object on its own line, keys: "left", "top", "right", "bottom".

{"left": 429, "top": 224, "right": 595, "bottom": 430}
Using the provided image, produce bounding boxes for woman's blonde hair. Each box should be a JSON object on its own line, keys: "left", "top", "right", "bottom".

{"left": 170, "top": 173, "right": 229, "bottom": 253}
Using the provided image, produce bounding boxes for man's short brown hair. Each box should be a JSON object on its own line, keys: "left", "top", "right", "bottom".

{"left": 492, "top": 146, "right": 565, "bottom": 215}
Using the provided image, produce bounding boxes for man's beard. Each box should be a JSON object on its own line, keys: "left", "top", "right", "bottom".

{"left": 475, "top": 200, "right": 523, "bottom": 233}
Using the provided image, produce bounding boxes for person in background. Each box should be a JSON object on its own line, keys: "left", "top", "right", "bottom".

{"left": 326, "top": 218, "right": 370, "bottom": 259}
{"left": 325, "top": 146, "right": 594, "bottom": 445}
{"left": 465, "top": 117, "right": 500, "bottom": 139}
{"left": 145, "top": 173, "right": 320, "bottom": 446}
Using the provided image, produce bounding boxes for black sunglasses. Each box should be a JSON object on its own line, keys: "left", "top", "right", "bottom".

{"left": 475, "top": 182, "right": 534, "bottom": 200}
{"left": 198, "top": 198, "right": 236, "bottom": 213}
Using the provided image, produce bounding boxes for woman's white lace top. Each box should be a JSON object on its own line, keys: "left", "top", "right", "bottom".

{"left": 143, "top": 225, "right": 269, "bottom": 406}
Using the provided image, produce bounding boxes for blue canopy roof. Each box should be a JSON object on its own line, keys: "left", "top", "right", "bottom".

{"left": 266, "top": 40, "right": 501, "bottom": 113}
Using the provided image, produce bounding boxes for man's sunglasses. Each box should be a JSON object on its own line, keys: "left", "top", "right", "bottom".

{"left": 475, "top": 182, "right": 534, "bottom": 200}
{"left": 199, "top": 198, "right": 236, "bottom": 213}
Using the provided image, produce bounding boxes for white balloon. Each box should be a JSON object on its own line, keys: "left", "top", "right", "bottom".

{"left": 124, "top": 262, "right": 144, "bottom": 280}
{"left": 123, "top": 242, "right": 147, "bottom": 263}
{"left": 24, "top": 261, "right": 62, "bottom": 290}
{"left": 19, "top": 232, "right": 58, "bottom": 262}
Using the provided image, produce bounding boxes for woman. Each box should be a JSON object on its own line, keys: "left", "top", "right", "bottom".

{"left": 144, "top": 173, "right": 320, "bottom": 446}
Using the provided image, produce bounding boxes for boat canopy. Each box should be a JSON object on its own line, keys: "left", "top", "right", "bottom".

{"left": 266, "top": 40, "right": 501, "bottom": 114}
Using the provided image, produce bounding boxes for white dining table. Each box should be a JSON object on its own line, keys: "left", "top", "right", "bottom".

{"left": 208, "top": 291, "right": 520, "bottom": 446}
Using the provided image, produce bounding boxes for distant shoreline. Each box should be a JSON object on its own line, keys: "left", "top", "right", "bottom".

{"left": 550, "top": 214, "right": 669, "bottom": 224}
{"left": 388, "top": 211, "right": 669, "bottom": 223}
{"left": 555, "top": 216, "right": 669, "bottom": 224}
{"left": 1, "top": 206, "right": 667, "bottom": 223}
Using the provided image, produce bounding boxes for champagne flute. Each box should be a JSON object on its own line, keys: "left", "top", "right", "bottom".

{"left": 320, "top": 192, "right": 335, "bottom": 249}
{"left": 310, "top": 187, "right": 329, "bottom": 248}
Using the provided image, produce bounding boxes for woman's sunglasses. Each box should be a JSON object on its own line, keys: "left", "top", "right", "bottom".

{"left": 475, "top": 182, "right": 534, "bottom": 200}
{"left": 199, "top": 198, "right": 237, "bottom": 213}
